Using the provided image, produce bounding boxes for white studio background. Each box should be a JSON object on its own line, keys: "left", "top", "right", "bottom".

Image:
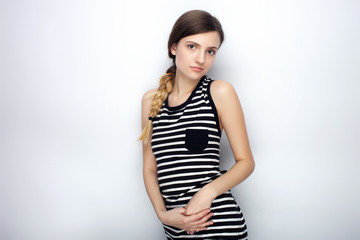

{"left": 0, "top": 0, "right": 359, "bottom": 239}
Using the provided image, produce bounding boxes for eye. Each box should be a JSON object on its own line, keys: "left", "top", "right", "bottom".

{"left": 208, "top": 50, "right": 216, "bottom": 55}
{"left": 188, "top": 44, "right": 196, "bottom": 50}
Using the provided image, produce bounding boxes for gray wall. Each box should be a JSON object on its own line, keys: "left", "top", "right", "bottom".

{"left": 1, "top": 0, "right": 359, "bottom": 239}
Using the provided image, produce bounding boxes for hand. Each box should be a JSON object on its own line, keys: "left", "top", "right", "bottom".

{"left": 159, "top": 207, "right": 213, "bottom": 233}
{"left": 185, "top": 187, "right": 216, "bottom": 216}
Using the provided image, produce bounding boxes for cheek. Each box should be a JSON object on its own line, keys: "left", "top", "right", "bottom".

{"left": 174, "top": 54, "right": 182, "bottom": 68}
{"left": 205, "top": 56, "right": 216, "bottom": 67}
{"left": 175, "top": 50, "right": 191, "bottom": 66}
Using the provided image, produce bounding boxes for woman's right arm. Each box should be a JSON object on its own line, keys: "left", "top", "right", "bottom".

{"left": 141, "top": 89, "right": 214, "bottom": 233}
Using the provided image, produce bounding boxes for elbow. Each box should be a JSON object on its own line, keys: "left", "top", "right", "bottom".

{"left": 143, "top": 166, "right": 158, "bottom": 181}
{"left": 249, "top": 157, "right": 255, "bottom": 174}
{"left": 236, "top": 156, "right": 255, "bottom": 175}
{"left": 247, "top": 151, "right": 255, "bottom": 174}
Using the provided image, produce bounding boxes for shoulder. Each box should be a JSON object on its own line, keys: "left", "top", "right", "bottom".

{"left": 141, "top": 88, "right": 157, "bottom": 117}
{"left": 142, "top": 88, "right": 157, "bottom": 105}
{"left": 210, "top": 80, "right": 243, "bottom": 120}
{"left": 210, "top": 80, "right": 237, "bottom": 100}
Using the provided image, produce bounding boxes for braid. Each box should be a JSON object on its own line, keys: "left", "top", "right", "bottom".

{"left": 139, "top": 65, "right": 176, "bottom": 143}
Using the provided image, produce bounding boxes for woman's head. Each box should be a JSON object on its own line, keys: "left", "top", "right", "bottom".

{"left": 167, "top": 10, "right": 224, "bottom": 62}
{"left": 170, "top": 30, "right": 221, "bottom": 82}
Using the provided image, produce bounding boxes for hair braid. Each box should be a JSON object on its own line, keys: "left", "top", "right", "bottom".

{"left": 139, "top": 65, "right": 176, "bottom": 143}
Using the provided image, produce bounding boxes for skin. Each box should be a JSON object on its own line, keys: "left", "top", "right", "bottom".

{"left": 141, "top": 31, "right": 255, "bottom": 235}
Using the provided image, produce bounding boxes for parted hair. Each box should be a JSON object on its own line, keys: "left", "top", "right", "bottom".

{"left": 139, "top": 10, "right": 224, "bottom": 143}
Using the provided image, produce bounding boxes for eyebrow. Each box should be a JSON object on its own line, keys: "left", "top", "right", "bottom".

{"left": 185, "top": 41, "right": 218, "bottom": 50}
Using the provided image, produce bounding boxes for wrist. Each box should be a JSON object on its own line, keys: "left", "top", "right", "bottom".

{"left": 202, "top": 184, "right": 218, "bottom": 200}
{"left": 156, "top": 209, "right": 168, "bottom": 223}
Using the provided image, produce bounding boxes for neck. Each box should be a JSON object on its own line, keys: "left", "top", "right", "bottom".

{"left": 171, "top": 72, "right": 202, "bottom": 97}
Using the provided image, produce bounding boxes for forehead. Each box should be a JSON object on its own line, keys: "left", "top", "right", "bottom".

{"left": 180, "top": 31, "right": 221, "bottom": 48}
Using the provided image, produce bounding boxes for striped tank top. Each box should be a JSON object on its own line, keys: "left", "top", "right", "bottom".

{"left": 151, "top": 76, "right": 248, "bottom": 239}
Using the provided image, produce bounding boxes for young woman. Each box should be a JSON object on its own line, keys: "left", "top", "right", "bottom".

{"left": 140, "top": 10, "right": 255, "bottom": 240}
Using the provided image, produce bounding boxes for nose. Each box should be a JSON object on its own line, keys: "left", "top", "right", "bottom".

{"left": 195, "top": 51, "right": 205, "bottom": 65}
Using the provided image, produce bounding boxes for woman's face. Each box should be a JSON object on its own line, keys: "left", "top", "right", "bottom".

{"left": 171, "top": 31, "right": 221, "bottom": 82}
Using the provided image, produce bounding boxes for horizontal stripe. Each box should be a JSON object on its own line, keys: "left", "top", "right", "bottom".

{"left": 212, "top": 218, "right": 245, "bottom": 223}
{"left": 158, "top": 170, "right": 220, "bottom": 181}
{"left": 212, "top": 197, "right": 236, "bottom": 203}
{"left": 213, "top": 211, "right": 244, "bottom": 216}
{"left": 157, "top": 113, "right": 215, "bottom": 123}
{"left": 159, "top": 105, "right": 212, "bottom": 114}
{"left": 211, "top": 204, "right": 240, "bottom": 211}
{"left": 152, "top": 126, "right": 218, "bottom": 137}
{"left": 151, "top": 141, "right": 184, "bottom": 149}
{"left": 153, "top": 120, "right": 217, "bottom": 131}
{"left": 158, "top": 165, "right": 217, "bottom": 174}
{"left": 161, "top": 186, "right": 193, "bottom": 193}
{"left": 157, "top": 158, "right": 219, "bottom": 168}
{"left": 152, "top": 147, "right": 188, "bottom": 155}
{"left": 151, "top": 134, "right": 185, "bottom": 142}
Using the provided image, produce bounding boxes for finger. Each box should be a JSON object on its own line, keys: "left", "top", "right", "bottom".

{"left": 183, "top": 211, "right": 213, "bottom": 232}
{"left": 189, "top": 220, "right": 213, "bottom": 232}
{"left": 191, "top": 211, "right": 213, "bottom": 226}
{"left": 187, "top": 208, "right": 210, "bottom": 221}
{"left": 187, "top": 226, "right": 207, "bottom": 233}
{"left": 184, "top": 213, "right": 212, "bottom": 231}
{"left": 196, "top": 227, "right": 207, "bottom": 233}
{"left": 177, "top": 207, "right": 186, "bottom": 214}
{"left": 196, "top": 220, "right": 214, "bottom": 229}
{"left": 186, "top": 215, "right": 214, "bottom": 232}
{"left": 190, "top": 218, "right": 214, "bottom": 231}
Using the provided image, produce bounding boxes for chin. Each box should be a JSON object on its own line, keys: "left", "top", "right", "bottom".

{"left": 177, "top": 68, "right": 206, "bottom": 81}
{"left": 188, "top": 71, "right": 206, "bottom": 80}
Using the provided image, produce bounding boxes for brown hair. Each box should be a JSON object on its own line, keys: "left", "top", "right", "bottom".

{"left": 139, "top": 10, "right": 224, "bottom": 143}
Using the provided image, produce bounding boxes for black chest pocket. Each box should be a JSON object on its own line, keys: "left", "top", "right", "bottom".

{"left": 185, "top": 129, "right": 209, "bottom": 153}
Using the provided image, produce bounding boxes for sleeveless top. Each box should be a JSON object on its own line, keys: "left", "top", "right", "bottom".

{"left": 151, "top": 76, "right": 248, "bottom": 240}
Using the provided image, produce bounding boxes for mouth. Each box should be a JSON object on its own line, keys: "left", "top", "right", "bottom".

{"left": 190, "top": 66, "right": 204, "bottom": 72}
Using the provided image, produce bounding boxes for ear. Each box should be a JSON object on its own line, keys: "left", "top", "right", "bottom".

{"left": 170, "top": 43, "right": 177, "bottom": 56}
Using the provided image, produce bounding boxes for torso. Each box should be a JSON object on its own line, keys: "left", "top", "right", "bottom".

{"left": 150, "top": 75, "right": 248, "bottom": 239}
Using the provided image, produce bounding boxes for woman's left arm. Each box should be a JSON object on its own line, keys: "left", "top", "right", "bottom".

{"left": 185, "top": 80, "right": 255, "bottom": 215}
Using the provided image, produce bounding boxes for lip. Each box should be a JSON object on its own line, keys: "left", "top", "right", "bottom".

{"left": 190, "top": 66, "right": 204, "bottom": 72}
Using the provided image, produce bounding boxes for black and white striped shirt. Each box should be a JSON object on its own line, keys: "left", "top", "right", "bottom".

{"left": 151, "top": 76, "right": 248, "bottom": 239}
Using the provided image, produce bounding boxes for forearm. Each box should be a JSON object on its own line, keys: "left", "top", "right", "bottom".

{"left": 143, "top": 169, "right": 167, "bottom": 221}
{"left": 204, "top": 158, "right": 255, "bottom": 198}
